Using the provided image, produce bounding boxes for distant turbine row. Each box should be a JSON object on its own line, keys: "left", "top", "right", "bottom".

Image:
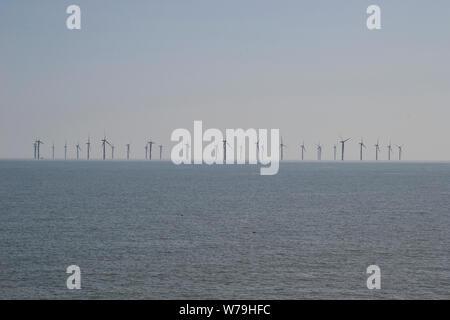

{"left": 33, "top": 136, "right": 404, "bottom": 161}
{"left": 33, "top": 137, "right": 164, "bottom": 160}
{"left": 297, "top": 138, "right": 404, "bottom": 161}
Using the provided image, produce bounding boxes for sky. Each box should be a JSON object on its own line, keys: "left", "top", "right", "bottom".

{"left": 1, "top": 0, "right": 450, "bottom": 160}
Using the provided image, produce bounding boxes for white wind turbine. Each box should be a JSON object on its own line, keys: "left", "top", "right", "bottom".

{"left": 339, "top": 137, "right": 351, "bottom": 161}
{"left": 358, "top": 138, "right": 366, "bottom": 161}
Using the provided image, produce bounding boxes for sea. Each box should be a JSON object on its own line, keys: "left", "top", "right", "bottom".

{"left": 0, "top": 160, "right": 448, "bottom": 299}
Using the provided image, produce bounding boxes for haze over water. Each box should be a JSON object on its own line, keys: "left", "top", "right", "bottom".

{"left": 0, "top": 160, "right": 449, "bottom": 299}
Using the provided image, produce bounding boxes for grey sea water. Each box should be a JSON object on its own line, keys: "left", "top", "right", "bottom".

{"left": 0, "top": 160, "right": 448, "bottom": 299}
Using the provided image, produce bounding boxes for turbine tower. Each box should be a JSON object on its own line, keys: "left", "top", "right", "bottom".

{"left": 111, "top": 145, "right": 115, "bottom": 160}
{"left": 316, "top": 143, "right": 322, "bottom": 161}
{"left": 387, "top": 141, "right": 393, "bottom": 161}
{"left": 101, "top": 136, "right": 111, "bottom": 160}
{"left": 300, "top": 142, "right": 306, "bottom": 160}
{"left": 358, "top": 138, "right": 366, "bottom": 161}
{"left": 126, "top": 143, "right": 130, "bottom": 160}
{"left": 159, "top": 144, "right": 163, "bottom": 160}
{"left": 33, "top": 141, "right": 37, "bottom": 159}
{"left": 64, "top": 141, "right": 67, "bottom": 160}
{"left": 147, "top": 140, "right": 155, "bottom": 160}
{"left": 52, "top": 143, "right": 55, "bottom": 160}
{"left": 396, "top": 144, "right": 403, "bottom": 160}
{"left": 280, "top": 136, "right": 287, "bottom": 161}
{"left": 339, "top": 137, "right": 350, "bottom": 161}
{"left": 333, "top": 144, "right": 337, "bottom": 161}
{"left": 145, "top": 144, "right": 148, "bottom": 160}
{"left": 35, "top": 139, "right": 44, "bottom": 160}
{"left": 76, "top": 143, "right": 81, "bottom": 160}
{"left": 222, "top": 139, "right": 232, "bottom": 163}
{"left": 374, "top": 139, "right": 380, "bottom": 161}
{"left": 86, "top": 136, "right": 91, "bottom": 160}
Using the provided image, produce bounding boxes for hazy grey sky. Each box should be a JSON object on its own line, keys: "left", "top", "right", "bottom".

{"left": 1, "top": 0, "right": 450, "bottom": 160}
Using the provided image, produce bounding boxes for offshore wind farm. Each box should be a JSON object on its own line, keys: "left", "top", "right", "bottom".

{"left": 30, "top": 136, "right": 405, "bottom": 162}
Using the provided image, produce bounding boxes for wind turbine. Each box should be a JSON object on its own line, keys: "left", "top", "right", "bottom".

{"left": 339, "top": 137, "right": 350, "bottom": 161}
{"left": 333, "top": 144, "right": 337, "bottom": 161}
{"left": 280, "top": 136, "right": 287, "bottom": 161}
{"left": 222, "top": 139, "right": 232, "bottom": 163}
{"left": 101, "top": 136, "right": 111, "bottom": 160}
{"left": 76, "top": 143, "right": 81, "bottom": 160}
{"left": 147, "top": 140, "right": 156, "bottom": 160}
{"left": 144, "top": 144, "right": 148, "bottom": 160}
{"left": 52, "top": 142, "right": 55, "bottom": 160}
{"left": 86, "top": 136, "right": 91, "bottom": 160}
{"left": 358, "top": 138, "right": 366, "bottom": 161}
{"left": 35, "top": 139, "right": 44, "bottom": 160}
{"left": 387, "top": 141, "right": 393, "bottom": 161}
{"left": 159, "top": 144, "right": 163, "bottom": 160}
{"left": 374, "top": 139, "right": 380, "bottom": 161}
{"left": 396, "top": 144, "right": 403, "bottom": 160}
{"left": 316, "top": 143, "right": 322, "bottom": 161}
{"left": 64, "top": 141, "right": 67, "bottom": 160}
{"left": 126, "top": 143, "right": 131, "bottom": 160}
{"left": 111, "top": 144, "right": 115, "bottom": 160}
{"left": 300, "top": 142, "right": 306, "bottom": 160}
{"left": 33, "top": 141, "right": 37, "bottom": 159}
